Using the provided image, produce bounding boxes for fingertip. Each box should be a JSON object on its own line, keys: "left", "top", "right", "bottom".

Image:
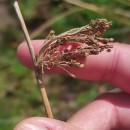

{"left": 17, "top": 41, "right": 32, "bottom": 68}
{"left": 14, "top": 117, "right": 46, "bottom": 130}
{"left": 14, "top": 117, "right": 82, "bottom": 130}
{"left": 17, "top": 40, "right": 44, "bottom": 68}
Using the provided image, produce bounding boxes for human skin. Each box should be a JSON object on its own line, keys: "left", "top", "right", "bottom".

{"left": 14, "top": 40, "right": 130, "bottom": 130}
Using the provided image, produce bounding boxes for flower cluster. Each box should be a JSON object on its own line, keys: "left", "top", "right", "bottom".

{"left": 36, "top": 19, "right": 113, "bottom": 77}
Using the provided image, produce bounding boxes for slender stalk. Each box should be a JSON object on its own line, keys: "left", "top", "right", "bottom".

{"left": 63, "top": 0, "right": 105, "bottom": 13}
{"left": 14, "top": 1, "right": 53, "bottom": 118}
{"left": 63, "top": 0, "right": 130, "bottom": 25}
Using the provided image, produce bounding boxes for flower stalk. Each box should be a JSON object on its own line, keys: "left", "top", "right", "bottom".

{"left": 14, "top": 1, "right": 113, "bottom": 119}
{"left": 14, "top": 1, "right": 53, "bottom": 118}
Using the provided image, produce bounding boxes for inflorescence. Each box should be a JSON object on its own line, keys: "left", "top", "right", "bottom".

{"left": 36, "top": 19, "right": 113, "bottom": 77}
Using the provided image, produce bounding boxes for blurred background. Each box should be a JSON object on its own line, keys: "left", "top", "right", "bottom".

{"left": 0, "top": 0, "right": 130, "bottom": 129}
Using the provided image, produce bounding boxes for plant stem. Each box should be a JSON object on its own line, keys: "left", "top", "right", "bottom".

{"left": 63, "top": 0, "right": 105, "bottom": 13}
{"left": 14, "top": 1, "right": 53, "bottom": 118}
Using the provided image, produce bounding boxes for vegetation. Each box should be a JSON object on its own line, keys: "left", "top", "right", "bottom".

{"left": 1, "top": 0, "right": 130, "bottom": 129}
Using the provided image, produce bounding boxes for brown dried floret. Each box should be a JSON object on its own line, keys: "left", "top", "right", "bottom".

{"left": 36, "top": 19, "right": 113, "bottom": 77}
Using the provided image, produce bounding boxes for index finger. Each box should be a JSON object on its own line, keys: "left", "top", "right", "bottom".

{"left": 17, "top": 40, "right": 130, "bottom": 92}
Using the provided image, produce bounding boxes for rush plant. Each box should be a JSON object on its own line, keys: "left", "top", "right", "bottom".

{"left": 14, "top": 1, "right": 113, "bottom": 119}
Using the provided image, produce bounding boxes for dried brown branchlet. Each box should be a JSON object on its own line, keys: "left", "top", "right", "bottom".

{"left": 36, "top": 19, "right": 113, "bottom": 77}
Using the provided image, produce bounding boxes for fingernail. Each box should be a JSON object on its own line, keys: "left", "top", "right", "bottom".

{"left": 16, "top": 122, "right": 47, "bottom": 130}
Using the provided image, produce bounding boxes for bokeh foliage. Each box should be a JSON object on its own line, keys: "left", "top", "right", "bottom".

{"left": 0, "top": 0, "right": 130, "bottom": 129}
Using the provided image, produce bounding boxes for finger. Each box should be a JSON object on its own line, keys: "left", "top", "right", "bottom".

{"left": 17, "top": 40, "right": 44, "bottom": 68}
{"left": 17, "top": 41, "right": 130, "bottom": 92}
{"left": 67, "top": 92, "right": 130, "bottom": 130}
{"left": 14, "top": 117, "right": 83, "bottom": 130}
{"left": 14, "top": 92, "right": 130, "bottom": 130}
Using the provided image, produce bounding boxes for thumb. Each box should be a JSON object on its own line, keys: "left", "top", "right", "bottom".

{"left": 14, "top": 117, "right": 83, "bottom": 130}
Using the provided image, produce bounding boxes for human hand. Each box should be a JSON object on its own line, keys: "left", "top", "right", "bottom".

{"left": 14, "top": 40, "right": 130, "bottom": 130}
